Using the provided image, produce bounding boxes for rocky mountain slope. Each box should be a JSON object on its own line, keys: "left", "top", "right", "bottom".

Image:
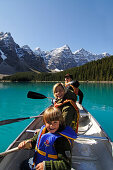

{"left": 0, "top": 32, "right": 111, "bottom": 74}
{"left": 0, "top": 32, "right": 48, "bottom": 74}
{"left": 35, "top": 46, "right": 110, "bottom": 71}
{"left": 37, "top": 45, "right": 77, "bottom": 70}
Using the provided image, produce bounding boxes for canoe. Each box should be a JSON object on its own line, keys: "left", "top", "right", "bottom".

{"left": 0, "top": 103, "right": 113, "bottom": 170}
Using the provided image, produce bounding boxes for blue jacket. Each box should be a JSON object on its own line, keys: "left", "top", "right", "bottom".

{"left": 32, "top": 125, "right": 77, "bottom": 168}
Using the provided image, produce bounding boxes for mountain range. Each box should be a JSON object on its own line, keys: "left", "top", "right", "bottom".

{"left": 0, "top": 32, "right": 111, "bottom": 74}
{"left": 0, "top": 32, "right": 48, "bottom": 74}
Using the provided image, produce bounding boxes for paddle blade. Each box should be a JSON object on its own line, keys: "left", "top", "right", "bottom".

{"left": 27, "top": 91, "right": 47, "bottom": 99}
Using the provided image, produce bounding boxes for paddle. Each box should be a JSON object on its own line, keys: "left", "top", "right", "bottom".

{"left": 0, "top": 91, "right": 50, "bottom": 126}
{"left": 0, "top": 115, "right": 43, "bottom": 126}
{"left": 27, "top": 91, "right": 53, "bottom": 100}
{"left": 0, "top": 134, "right": 108, "bottom": 158}
{"left": 0, "top": 147, "right": 97, "bottom": 160}
{"left": 0, "top": 147, "right": 19, "bottom": 157}
{"left": 26, "top": 130, "right": 108, "bottom": 141}
{"left": 77, "top": 134, "right": 108, "bottom": 141}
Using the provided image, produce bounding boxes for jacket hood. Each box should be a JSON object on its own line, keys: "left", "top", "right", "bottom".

{"left": 64, "top": 89, "right": 76, "bottom": 101}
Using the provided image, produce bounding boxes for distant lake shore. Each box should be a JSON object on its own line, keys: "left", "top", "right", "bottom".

{"left": 0, "top": 74, "right": 113, "bottom": 83}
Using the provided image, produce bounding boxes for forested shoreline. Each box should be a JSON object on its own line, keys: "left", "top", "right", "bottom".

{"left": 1, "top": 55, "right": 113, "bottom": 82}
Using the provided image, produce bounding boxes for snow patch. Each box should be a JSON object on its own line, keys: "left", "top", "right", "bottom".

{"left": 0, "top": 50, "right": 7, "bottom": 60}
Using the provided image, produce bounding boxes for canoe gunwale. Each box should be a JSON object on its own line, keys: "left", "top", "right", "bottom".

{"left": 0, "top": 104, "right": 113, "bottom": 170}
{"left": 82, "top": 105, "right": 112, "bottom": 142}
{"left": 6, "top": 112, "right": 44, "bottom": 151}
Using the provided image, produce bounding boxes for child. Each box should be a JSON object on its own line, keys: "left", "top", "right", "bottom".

{"left": 53, "top": 83, "right": 79, "bottom": 133}
{"left": 18, "top": 106, "right": 77, "bottom": 170}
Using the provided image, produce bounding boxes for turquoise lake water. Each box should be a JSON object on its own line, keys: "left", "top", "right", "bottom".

{"left": 0, "top": 82, "right": 113, "bottom": 152}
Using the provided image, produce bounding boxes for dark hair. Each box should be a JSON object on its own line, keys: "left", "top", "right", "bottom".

{"left": 65, "top": 73, "right": 73, "bottom": 80}
{"left": 72, "top": 80, "right": 80, "bottom": 88}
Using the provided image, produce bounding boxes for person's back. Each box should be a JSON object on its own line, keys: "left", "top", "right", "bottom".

{"left": 69, "top": 80, "right": 83, "bottom": 104}
{"left": 65, "top": 73, "right": 84, "bottom": 104}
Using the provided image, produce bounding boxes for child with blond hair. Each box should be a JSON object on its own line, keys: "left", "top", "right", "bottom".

{"left": 53, "top": 83, "right": 79, "bottom": 133}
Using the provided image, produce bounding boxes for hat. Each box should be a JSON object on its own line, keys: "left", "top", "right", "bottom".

{"left": 65, "top": 73, "right": 73, "bottom": 80}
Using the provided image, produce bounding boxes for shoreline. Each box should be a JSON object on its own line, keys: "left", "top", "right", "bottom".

{"left": 0, "top": 80, "right": 113, "bottom": 83}
{"left": 0, "top": 74, "right": 113, "bottom": 83}
{"left": 0, "top": 74, "right": 9, "bottom": 79}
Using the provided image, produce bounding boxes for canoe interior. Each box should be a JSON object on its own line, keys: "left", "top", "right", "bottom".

{"left": 0, "top": 107, "right": 113, "bottom": 170}
{"left": 0, "top": 115, "right": 43, "bottom": 170}
{"left": 72, "top": 114, "right": 113, "bottom": 170}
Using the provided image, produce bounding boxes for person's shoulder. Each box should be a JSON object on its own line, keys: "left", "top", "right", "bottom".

{"left": 71, "top": 80, "right": 80, "bottom": 88}
{"left": 65, "top": 89, "right": 76, "bottom": 99}
{"left": 40, "top": 125, "right": 46, "bottom": 131}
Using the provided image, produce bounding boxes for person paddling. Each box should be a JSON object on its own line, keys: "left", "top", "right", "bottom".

{"left": 65, "top": 73, "right": 84, "bottom": 104}
{"left": 18, "top": 106, "right": 77, "bottom": 170}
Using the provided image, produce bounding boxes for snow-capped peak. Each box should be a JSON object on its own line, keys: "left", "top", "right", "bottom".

{"left": 53, "top": 44, "right": 70, "bottom": 52}
{"left": 102, "top": 52, "right": 110, "bottom": 57}
{"left": 22, "top": 45, "right": 31, "bottom": 50}
{"left": 50, "top": 44, "right": 72, "bottom": 57}
{"left": 59, "top": 44, "right": 70, "bottom": 50}
{"left": 34, "top": 47, "right": 46, "bottom": 56}
{"left": 0, "top": 32, "right": 4, "bottom": 38}
{"left": 0, "top": 32, "right": 14, "bottom": 49}
{"left": 22, "top": 45, "right": 33, "bottom": 54}
{"left": 0, "top": 32, "right": 11, "bottom": 40}
{"left": 73, "top": 48, "right": 95, "bottom": 57}
{"left": 35, "top": 47, "right": 41, "bottom": 51}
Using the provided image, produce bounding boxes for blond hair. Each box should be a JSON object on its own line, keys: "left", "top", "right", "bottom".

{"left": 43, "top": 106, "right": 65, "bottom": 126}
{"left": 53, "top": 83, "right": 67, "bottom": 98}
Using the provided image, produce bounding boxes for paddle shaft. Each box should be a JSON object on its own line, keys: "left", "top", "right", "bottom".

{"left": 0, "top": 90, "right": 51, "bottom": 126}
{"left": 0, "top": 134, "right": 108, "bottom": 157}
{"left": 0, "top": 147, "right": 19, "bottom": 157}
{"left": 26, "top": 130, "right": 108, "bottom": 141}
{"left": 0, "top": 115, "right": 43, "bottom": 126}
{"left": 77, "top": 134, "right": 108, "bottom": 141}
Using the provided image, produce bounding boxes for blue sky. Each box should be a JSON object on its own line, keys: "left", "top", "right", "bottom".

{"left": 0, "top": 0, "right": 113, "bottom": 54}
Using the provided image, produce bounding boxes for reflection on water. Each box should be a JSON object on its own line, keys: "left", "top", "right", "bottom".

{"left": 81, "top": 82, "right": 113, "bottom": 142}
{"left": 81, "top": 82, "right": 113, "bottom": 107}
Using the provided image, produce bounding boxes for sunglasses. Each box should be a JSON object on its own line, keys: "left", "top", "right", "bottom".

{"left": 65, "top": 77, "right": 70, "bottom": 79}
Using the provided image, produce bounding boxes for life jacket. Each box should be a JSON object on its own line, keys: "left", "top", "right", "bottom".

{"left": 32, "top": 125, "right": 77, "bottom": 168}
{"left": 54, "top": 99, "right": 79, "bottom": 133}
{"left": 65, "top": 81, "right": 72, "bottom": 87}
{"left": 70, "top": 85, "right": 79, "bottom": 95}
